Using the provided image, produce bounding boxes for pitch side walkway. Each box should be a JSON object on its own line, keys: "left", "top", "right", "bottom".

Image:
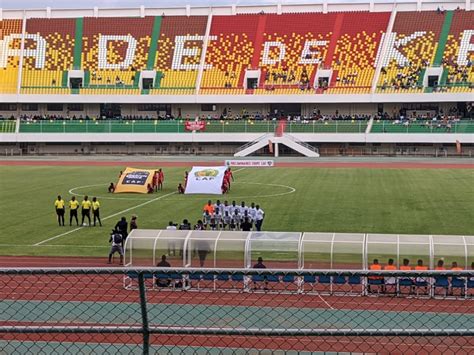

{"left": 1, "top": 155, "right": 473, "bottom": 169}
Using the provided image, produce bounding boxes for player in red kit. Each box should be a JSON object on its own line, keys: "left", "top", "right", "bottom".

{"left": 225, "top": 168, "right": 234, "bottom": 190}
{"left": 222, "top": 179, "right": 229, "bottom": 194}
{"left": 157, "top": 168, "right": 164, "bottom": 190}
{"left": 152, "top": 171, "right": 159, "bottom": 192}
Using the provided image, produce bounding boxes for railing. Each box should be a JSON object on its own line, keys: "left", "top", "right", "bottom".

{"left": 285, "top": 133, "right": 319, "bottom": 153}
{"left": 234, "top": 133, "right": 273, "bottom": 153}
{"left": 0, "top": 268, "right": 472, "bottom": 354}
{"left": 371, "top": 120, "right": 474, "bottom": 134}
{"left": 18, "top": 120, "right": 370, "bottom": 134}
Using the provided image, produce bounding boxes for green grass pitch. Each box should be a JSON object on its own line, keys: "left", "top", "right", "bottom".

{"left": 0, "top": 165, "right": 473, "bottom": 258}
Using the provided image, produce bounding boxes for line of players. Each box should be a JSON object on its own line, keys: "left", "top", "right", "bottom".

{"left": 201, "top": 200, "right": 265, "bottom": 231}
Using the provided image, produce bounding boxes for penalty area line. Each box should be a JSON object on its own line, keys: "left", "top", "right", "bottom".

{"left": 33, "top": 191, "right": 177, "bottom": 246}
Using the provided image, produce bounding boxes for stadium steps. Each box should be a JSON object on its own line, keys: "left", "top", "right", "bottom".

{"left": 147, "top": 16, "right": 162, "bottom": 70}
{"left": 234, "top": 133, "right": 319, "bottom": 157}
{"left": 73, "top": 18, "right": 83, "bottom": 70}
{"left": 417, "top": 69, "right": 426, "bottom": 87}
{"left": 439, "top": 67, "right": 449, "bottom": 86}
{"left": 326, "top": 13, "right": 345, "bottom": 68}
{"left": 432, "top": 10, "right": 454, "bottom": 66}
{"left": 61, "top": 71, "right": 68, "bottom": 88}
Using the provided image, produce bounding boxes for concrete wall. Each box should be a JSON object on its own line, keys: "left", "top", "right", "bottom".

{"left": 2, "top": 132, "right": 473, "bottom": 144}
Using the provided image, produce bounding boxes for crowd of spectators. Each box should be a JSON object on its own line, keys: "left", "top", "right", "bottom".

{"left": 3, "top": 105, "right": 470, "bottom": 122}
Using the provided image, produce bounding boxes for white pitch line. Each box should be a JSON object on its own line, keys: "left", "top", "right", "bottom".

{"left": 0, "top": 244, "right": 109, "bottom": 249}
{"left": 33, "top": 191, "right": 177, "bottom": 246}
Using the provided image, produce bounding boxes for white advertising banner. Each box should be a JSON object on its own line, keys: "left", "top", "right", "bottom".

{"left": 185, "top": 166, "right": 227, "bottom": 195}
{"left": 225, "top": 160, "right": 274, "bottom": 167}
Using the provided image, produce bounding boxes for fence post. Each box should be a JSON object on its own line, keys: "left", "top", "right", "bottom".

{"left": 138, "top": 272, "right": 150, "bottom": 355}
{"left": 336, "top": 120, "right": 338, "bottom": 133}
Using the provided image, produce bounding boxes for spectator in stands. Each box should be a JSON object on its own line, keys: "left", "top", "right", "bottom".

{"left": 384, "top": 258, "right": 397, "bottom": 293}
{"left": 115, "top": 217, "right": 128, "bottom": 242}
{"left": 130, "top": 215, "right": 138, "bottom": 232}
{"left": 92, "top": 197, "right": 102, "bottom": 227}
{"left": 156, "top": 255, "right": 171, "bottom": 287}
{"left": 81, "top": 196, "right": 92, "bottom": 226}
{"left": 108, "top": 183, "right": 115, "bottom": 193}
{"left": 108, "top": 228, "right": 124, "bottom": 265}
{"left": 69, "top": 196, "right": 79, "bottom": 226}
{"left": 54, "top": 195, "right": 66, "bottom": 227}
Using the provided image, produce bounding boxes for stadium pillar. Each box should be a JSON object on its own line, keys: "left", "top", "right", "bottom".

{"left": 274, "top": 142, "right": 279, "bottom": 157}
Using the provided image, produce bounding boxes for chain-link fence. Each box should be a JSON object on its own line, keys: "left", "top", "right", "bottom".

{"left": 1, "top": 268, "right": 473, "bottom": 354}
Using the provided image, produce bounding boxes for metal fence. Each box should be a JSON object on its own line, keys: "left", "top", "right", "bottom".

{"left": 0, "top": 268, "right": 473, "bottom": 354}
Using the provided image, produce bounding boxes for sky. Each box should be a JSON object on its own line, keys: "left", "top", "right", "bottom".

{"left": 1, "top": 0, "right": 397, "bottom": 10}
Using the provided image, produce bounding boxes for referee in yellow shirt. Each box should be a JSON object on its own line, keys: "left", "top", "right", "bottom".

{"left": 54, "top": 195, "right": 65, "bottom": 226}
{"left": 92, "top": 197, "right": 102, "bottom": 227}
{"left": 69, "top": 196, "right": 79, "bottom": 226}
{"left": 81, "top": 195, "right": 92, "bottom": 226}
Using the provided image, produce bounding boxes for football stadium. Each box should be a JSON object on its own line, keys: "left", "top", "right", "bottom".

{"left": 0, "top": 0, "right": 473, "bottom": 353}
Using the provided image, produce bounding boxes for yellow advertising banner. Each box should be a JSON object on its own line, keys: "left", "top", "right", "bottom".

{"left": 114, "top": 167, "right": 155, "bottom": 194}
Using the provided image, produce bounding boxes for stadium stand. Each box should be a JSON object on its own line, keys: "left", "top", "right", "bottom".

{"left": 1, "top": 10, "right": 471, "bottom": 96}
{"left": 440, "top": 10, "right": 474, "bottom": 92}
{"left": 0, "top": 19, "right": 23, "bottom": 93}
{"left": 328, "top": 12, "right": 390, "bottom": 94}
{"left": 151, "top": 16, "right": 207, "bottom": 95}
{"left": 377, "top": 11, "right": 445, "bottom": 93}
{"left": 201, "top": 12, "right": 390, "bottom": 94}
{"left": 20, "top": 18, "right": 75, "bottom": 94}
{"left": 254, "top": 12, "right": 336, "bottom": 93}
{"left": 80, "top": 17, "right": 154, "bottom": 95}
{"left": 201, "top": 14, "right": 259, "bottom": 94}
